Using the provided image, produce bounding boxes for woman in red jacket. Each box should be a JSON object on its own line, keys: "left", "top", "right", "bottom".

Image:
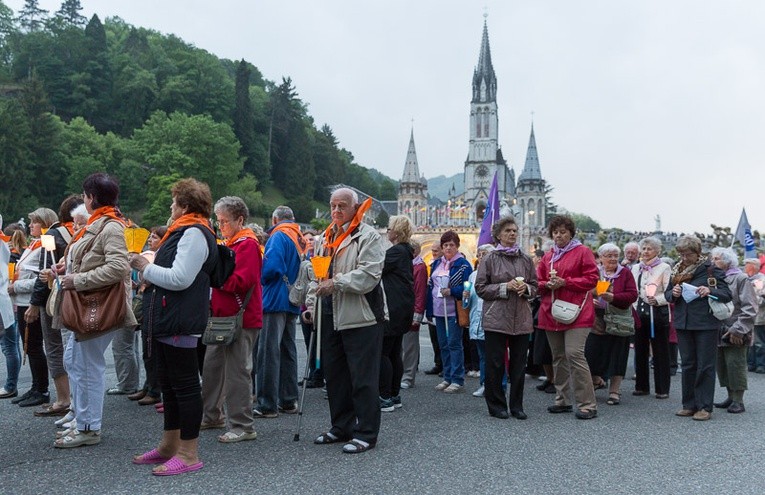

{"left": 200, "top": 196, "right": 263, "bottom": 443}
{"left": 401, "top": 239, "right": 428, "bottom": 389}
{"left": 537, "top": 215, "right": 599, "bottom": 419}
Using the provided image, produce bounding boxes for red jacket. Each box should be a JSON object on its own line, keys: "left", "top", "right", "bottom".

{"left": 411, "top": 261, "right": 428, "bottom": 330}
{"left": 537, "top": 245, "right": 599, "bottom": 331}
{"left": 211, "top": 237, "right": 263, "bottom": 329}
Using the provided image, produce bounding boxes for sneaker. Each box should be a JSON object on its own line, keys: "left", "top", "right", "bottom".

{"left": 472, "top": 386, "right": 485, "bottom": 397}
{"left": 391, "top": 396, "right": 402, "bottom": 409}
{"left": 379, "top": 397, "right": 395, "bottom": 412}
{"left": 434, "top": 381, "right": 450, "bottom": 391}
{"left": 0, "top": 387, "right": 18, "bottom": 399}
{"left": 443, "top": 383, "right": 463, "bottom": 394}
{"left": 399, "top": 381, "right": 411, "bottom": 389}
{"left": 278, "top": 403, "right": 299, "bottom": 414}
{"left": 106, "top": 387, "right": 135, "bottom": 395}
{"left": 19, "top": 391, "right": 49, "bottom": 408}
{"left": 252, "top": 408, "right": 278, "bottom": 418}
{"left": 11, "top": 389, "right": 33, "bottom": 404}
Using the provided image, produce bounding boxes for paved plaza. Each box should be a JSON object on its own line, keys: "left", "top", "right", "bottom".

{"left": 1, "top": 331, "right": 764, "bottom": 494}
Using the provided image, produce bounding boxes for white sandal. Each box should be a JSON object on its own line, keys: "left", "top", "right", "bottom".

{"left": 54, "top": 430, "right": 101, "bottom": 448}
{"left": 218, "top": 430, "right": 257, "bottom": 443}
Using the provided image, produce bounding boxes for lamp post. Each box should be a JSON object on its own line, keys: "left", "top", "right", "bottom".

{"left": 525, "top": 210, "right": 535, "bottom": 252}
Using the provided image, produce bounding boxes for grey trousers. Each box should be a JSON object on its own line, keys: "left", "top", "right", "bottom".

{"left": 717, "top": 344, "right": 748, "bottom": 392}
{"left": 256, "top": 313, "right": 298, "bottom": 412}
{"left": 677, "top": 329, "right": 718, "bottom": 412}
{"left": 547, "top": 327, "right": 597, "bottom": 412}
{"left": 40, "top": 310, "right": 67, "bottom": 379}
{"left": 202, "top": 328, "right": 259, "bottom": 433}
{"left": 111, "top": 326, "right": 140, "bottom": 392}
{"left": 401, "top": 329, "right": 420, "bottom": 386}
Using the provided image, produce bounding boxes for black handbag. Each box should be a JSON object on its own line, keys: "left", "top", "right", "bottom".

{"left": 202, "top": 286, "right": 255, "bottom": 346}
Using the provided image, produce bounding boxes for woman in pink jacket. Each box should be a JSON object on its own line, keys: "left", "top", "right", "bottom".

{"left": 537, "top": 215, "right": 599, "bottom": 419}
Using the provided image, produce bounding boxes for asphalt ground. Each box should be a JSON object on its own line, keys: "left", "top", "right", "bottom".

{"left": 1, "top": 330, "right": 765, "bottom": 495}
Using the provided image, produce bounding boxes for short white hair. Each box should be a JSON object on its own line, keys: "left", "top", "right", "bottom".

{"left": 71, "top": 204, "right": 90, "bottom": 221}
{"left": 744, "top": 258, "right": 761, "bottom": 270}
{"left": 711, "top": 247, "right": 738, "bottom": 269}
{"left": 330, "top": 187, "right": 359, "bottom": 206}
{"left": 477, "top": 244, "right": 496, "bottom": 255}
{"left": 597, "top": 243, "right": 620, "bottom": 256}
{"left": 639, "top": 237, "right": 663, "bottom": 254}
{"left": 624, "top": 241, "right": 639, "bottom": 251}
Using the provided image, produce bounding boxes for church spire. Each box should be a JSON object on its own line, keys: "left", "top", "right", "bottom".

{"left": 401, "top": 127, "right": 421, "bottom": 183}
{"left": 472, "top": 19, "right": 497, "bottom": 103}
{"left": 519, "top": 123, "right": 542, "bottom": 181}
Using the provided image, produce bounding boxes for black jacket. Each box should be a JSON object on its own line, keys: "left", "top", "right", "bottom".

{"left": 382, "top": 242, "right": 414, "bottom": 337}
{"left": 143, "top": 225, "right": 217, "bottom": 338}
{"left": 666, "top": 261, "right": 732, "bottom": 331}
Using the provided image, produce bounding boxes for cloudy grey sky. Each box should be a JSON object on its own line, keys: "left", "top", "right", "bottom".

{"left": 8, "top": 1, "right": 765, "bottom": 234}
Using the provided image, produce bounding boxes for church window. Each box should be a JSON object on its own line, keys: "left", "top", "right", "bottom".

{"left": 483, "top": 108, "right": 489, "bottom": 136}
{"left": 476, "top": 110, "right": 482, "bottom": 137}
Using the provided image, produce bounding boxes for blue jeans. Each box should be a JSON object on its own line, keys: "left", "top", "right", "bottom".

{"left": 256, "top": 312, "right": 299, "bottom": 412}
{"left": 475, "top": 339, "right": 486, "bottom": 386}
{"left": 435, "top": 316, "right": 464, "bottom": 385}
{"left": 1, "top": 322, "right": 20, "bottom": 392}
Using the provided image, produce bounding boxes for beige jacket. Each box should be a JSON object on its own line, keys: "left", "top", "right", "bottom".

{"left": 63, "top": 216, "right": 137, "bottom": 336}
{"left": 306, "top": 222, "right": 386, "bottom": 330}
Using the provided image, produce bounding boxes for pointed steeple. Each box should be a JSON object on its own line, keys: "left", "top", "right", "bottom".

{"left": 401, "top": 128, "right": 421, "bottom": 183}
{"left": 519, "top": 123, "right": 542, "bottom": 181}
{"left": 472, "top": 19, "right": 497, "bottom": 103}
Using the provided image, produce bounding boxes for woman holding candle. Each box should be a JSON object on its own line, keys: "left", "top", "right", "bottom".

{"left": 429, "top": 230, "right": 472, "bottom": 393}
{"left": 630, "top": 237, "right": 673, "bottom": 399}
{"left": 475, "top": 217, "right": 537, "bottom": 419}
{"left": 666, "top": 235, "right": 731, "bottom": 421}
{"left": 537, "top": 215, "right": 600, "bottom": 420}
{"left": 585, "top": 243, "right": 638, "bottom": 405}
{"left": 8, "top": 207, "right": 57, "bottom": 408}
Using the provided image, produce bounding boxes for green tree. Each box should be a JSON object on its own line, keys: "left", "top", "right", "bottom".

{"left": 55, "top": 0, "right": 86, "bottom": 27}
{"left": 227, "top": 173, "right": 263, "bottom": 219}
{"left": 131, "top": 111, "right": 243, "bottom": 201}
{"left": 569, "top": 212, "right": 600, "bottom": 233}
{"left": 312, "top": 124, "right": 346, "bottom": 202}
{"left": 143, "top": 172, "right": 181, "bottom": 227}
{"left": 16, "top": 0, "right": 47, "bottom": 32}
{"left": 0, "top": 98, "right": 35, "bottom": 218}
{"left": 233, "top": 59, "right": 256, "bottom": 176}
{"left": 544, "top": 184, "right": 558, "bottom": 225}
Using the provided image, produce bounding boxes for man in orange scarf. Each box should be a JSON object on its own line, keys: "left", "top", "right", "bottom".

{"left": 254, "top": 206, "right": 304, "bottom": 418}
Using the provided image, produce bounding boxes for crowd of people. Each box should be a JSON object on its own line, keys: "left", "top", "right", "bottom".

{"left": 2, "top": 173, "right": 764, "bottom": 475}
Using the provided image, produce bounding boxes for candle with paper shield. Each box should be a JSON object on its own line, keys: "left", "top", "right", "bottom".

{"left": 596, "top": 280, "right": 611, "bottom": 296}
{"left": 140, "top": 251, "right": 156, "bottom": 264}
{"left": 41, "top": 234, "right": 56, "bottom": 270}
{"left": 462, "top": 281, "right": 472, "bottom": 308}
{"left": 310, "top": 256, "right": 331, "bottom": 280}
{"left": 8, "top": 262, "right": 15, "bottom": 281}
{"left": 125, "top": 227, "right": 151, "bottom": 254}
{"left": 645, "top": 283, "right": 657, "bottom": 338}
{"left": 754, "top": 279, "right": 764, "bottom": 291}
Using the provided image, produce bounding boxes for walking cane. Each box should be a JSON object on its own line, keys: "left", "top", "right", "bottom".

{"left": 294, "top": 326, "right": 316, "bottom": 441}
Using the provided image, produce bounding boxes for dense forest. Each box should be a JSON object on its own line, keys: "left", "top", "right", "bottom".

{"left": 0, "top": 0, "right": 398, "bottom": 226}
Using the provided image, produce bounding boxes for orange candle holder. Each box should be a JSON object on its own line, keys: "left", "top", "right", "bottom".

{"left": 8, "top": 262, "right": 15, "bottom": 281}
{"left": 310, "top": 256, "right": 331, "bottom": 280}
{"left": 596, "top": 280, "right": 611, "bottom": 296}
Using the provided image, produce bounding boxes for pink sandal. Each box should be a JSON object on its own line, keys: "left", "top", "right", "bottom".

{"left": 152, "top": 456, "right": 204, "bottom": 476}
{"left": 133, "top": 448, "right": 171, "bottom": 465}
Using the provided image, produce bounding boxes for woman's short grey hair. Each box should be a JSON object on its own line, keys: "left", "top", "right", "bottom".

{"left": 215, "top": 196, "right": 249, "bottom": 221}
{"left": 711, "top": 247, "right": 739, "bottom": 269}
{"left": 639, "top": 236, "right": 663, "bottom": 254}
{"left": 661, "top": 257, "right": 676, "bottom": 267}
{"left": 624, "top": 241, "right": 639, "bottom": 251}
{"left": 28, "top": 207, "right": 58, "bottom": 228}
{"left": 491, "top": 216, "right": 517, "bottom": 243}
{"left": 597, "top": 243, "right": 620, "bottom": 256}
{"left": 70, "top": 204, "right": 90, "bottom": 222}
{"left": 675, "top": 235, "right": 702, "bottom": 255}
{"left": 477, "top": 244, "right": 496, "bottom": 255}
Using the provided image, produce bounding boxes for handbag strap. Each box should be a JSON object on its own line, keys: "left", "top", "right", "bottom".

{"left": 234, "top": 285, "right": 256, "bottom": 316}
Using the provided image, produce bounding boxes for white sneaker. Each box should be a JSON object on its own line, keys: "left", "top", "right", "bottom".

{"left": 55, "top": 411, "right": 75, "bottom": 428}
{"left": 434, "top": 381, "right": 450, "bottom": 391}
{"left": 61, "top": 419, "right": 76, "bottom": 430}
{"left": 472, "top": 386, "right": 485, "bottom": 397}
{"left": 444, "top": 383, "right": 464, "bottom": 394}
{"left": 400, "top": 382, "right": 411, "bottom": 390}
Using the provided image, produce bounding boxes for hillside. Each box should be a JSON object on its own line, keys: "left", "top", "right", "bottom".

{"left": 427, "top": 173, "right": 464, "bottom": 201}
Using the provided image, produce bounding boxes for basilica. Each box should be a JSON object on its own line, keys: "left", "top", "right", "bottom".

{"left": 398, "top": 19, "right": 547, "bottom": 231}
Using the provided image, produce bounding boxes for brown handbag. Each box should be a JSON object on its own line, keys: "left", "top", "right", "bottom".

{"left": 59, "top": 220, "right": 127, "bottom": 334}
{"left": 455, "top": 299, "right": 470, "bottom": 328}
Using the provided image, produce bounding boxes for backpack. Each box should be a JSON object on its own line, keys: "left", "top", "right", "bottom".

{"left": 286, "top": 259, "right": 315, "bottom": 306}
{"left": 209, "top": 244, "right": 237, "bottom": 289}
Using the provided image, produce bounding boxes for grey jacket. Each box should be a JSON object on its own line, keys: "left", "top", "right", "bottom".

{"left": 475, "top": 249, "right": 538, "bottom": 336}
{"left": 0, "top": 242, "right": 14, "bottom": 329}
{"left": 749, "top": 273, "right": 765, "bottom": 326}
{"left": 720, "top": 272, "right": 757, "bottom": 346}
{"left": 306, "top": 223, "right": 386, "bottom": 331}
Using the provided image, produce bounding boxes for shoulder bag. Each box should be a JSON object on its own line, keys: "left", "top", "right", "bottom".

{"left": 550, "top": 258, "right": 588, "bottom": 325}
{"left": 203, "top": 285, "right": 255, "bottom": 345}
{"left": 60, "top": 221, "right": 128, "bottom": 334}
{"left": 706, "top": 266, "right": 734, "bottom": 321}
{"left": 603, "top": 304, "right": 635, "bottom": 337}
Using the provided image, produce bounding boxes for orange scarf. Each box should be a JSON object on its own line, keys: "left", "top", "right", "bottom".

{"left": 71, "top": 206, "right": 126, "bottom": 243}
{"left": 0, "top": 234, "right": 9, "bottom": 243}
{"left": 225, "top": 228, "right": 258, "bottom": 248}
{"left": 158, "top": 213, "right": 214, "bottom": 249}
{"left": 27, "top": 239, "right": 42, "bottom": 252}
{"left": 61, "top": 222, "right": 75, "bottom": 236}
{"left": 322, "top": 197, "right": 373, "bottom": 254}
{"left": 271, "top": 222, "right": 306, "bottom": 255}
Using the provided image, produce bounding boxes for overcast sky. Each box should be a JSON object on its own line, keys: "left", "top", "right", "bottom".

{"left": 8, "top": 1, "right": 765, "bottom": 234}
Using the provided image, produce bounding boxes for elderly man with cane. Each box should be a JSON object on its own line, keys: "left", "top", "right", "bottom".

{"left": 303, "top": 188, "right": 385, "bottom": 454}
